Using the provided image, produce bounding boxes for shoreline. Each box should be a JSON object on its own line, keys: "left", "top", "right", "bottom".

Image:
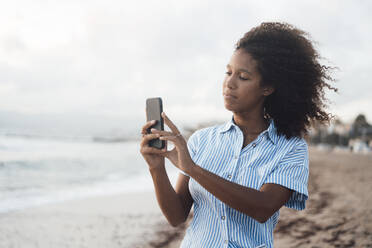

{"left": 1, "top": 147, "right": 371, "bottom": 247}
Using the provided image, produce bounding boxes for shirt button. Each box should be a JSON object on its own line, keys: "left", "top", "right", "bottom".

{"left": 225, "top": 240, "right": 228, "bottom": 244}
{"left": 221, "top": 216, "right": 225, "bottom": 220}
{"left": 234, "top": 155, "right": 238, "bottom": 159}
{"left": 227, "top": 175, "right": 232, "bottom": 179}
{"left": 252, "top": 143, "right": 256, "bottom": 148}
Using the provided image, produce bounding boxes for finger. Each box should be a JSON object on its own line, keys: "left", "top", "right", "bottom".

{"left": 159, "top": 135, "right": 179, "bottom": 142}
{"left": 161, "top": 112, "right": 181, "bottom": 134}
{"left": 140, "top": 133, "right": 160, "bottom": 147}
{"left": 141, "top": 120, "right": 157, "bottom": 134}
{"left": 159, "top": 134, "right": 185, "bottom": 147}
{"left": 150, "top": 128, "right": 173, "bottom": 136}
{"left": 141, "top": 146, "right": 167, "bottom": 155}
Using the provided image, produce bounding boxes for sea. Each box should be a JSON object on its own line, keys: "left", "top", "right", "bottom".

{"left": 0, "top": 134, "right": 180, "bottom": 213}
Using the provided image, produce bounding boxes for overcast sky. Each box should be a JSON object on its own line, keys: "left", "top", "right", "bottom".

{"left": 1, "top": 0, "right": 371, "bottom": 136}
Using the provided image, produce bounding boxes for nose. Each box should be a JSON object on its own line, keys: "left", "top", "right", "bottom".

{"left": 225, "top": 75, "right": 237, "bottom": 89}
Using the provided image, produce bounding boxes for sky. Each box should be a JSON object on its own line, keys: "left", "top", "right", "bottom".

{"left": 1, "top": 0, "right": 371, "bottom": 137}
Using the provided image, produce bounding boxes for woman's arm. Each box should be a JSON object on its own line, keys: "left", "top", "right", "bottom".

{"left": 140, "top": 120, "right": 193, "bottom": 227}
{"left": 153, "top": 112, "right": 292, "bottom": 223}
{"left": 150, "top": 168, "right": 193, "bottom": 227}
{"left": 187, "top": 165, "right": 292, "bottom": 223}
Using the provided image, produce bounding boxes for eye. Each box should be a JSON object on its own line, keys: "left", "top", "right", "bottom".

{"left": 239, "top": 76, "right": 249, "bottom": 80}
{"left": 225, "top": 71, "right": 232, "bottom": 76}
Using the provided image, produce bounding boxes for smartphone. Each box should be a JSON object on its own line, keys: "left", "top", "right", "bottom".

{"left": 146, "top": 97, "right": 165, "bottom": 149}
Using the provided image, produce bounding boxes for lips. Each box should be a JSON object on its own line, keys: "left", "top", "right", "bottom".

{"left": 223, "top": 92, "right": 237, "bottom": 99}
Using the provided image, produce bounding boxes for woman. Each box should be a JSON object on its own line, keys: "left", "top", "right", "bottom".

{"left": 140, "top": 22, "right": 336, "bottom": 248}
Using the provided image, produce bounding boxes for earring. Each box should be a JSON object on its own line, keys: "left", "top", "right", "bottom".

{"left": 263, "top": 107, "right": 270, "bottom": 120}
{"left": 263, "top": 89, "right": 270, "bottom": 96}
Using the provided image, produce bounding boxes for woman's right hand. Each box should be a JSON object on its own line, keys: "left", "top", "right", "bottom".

{"left": 140, "top": 120, "right": 167, "bottom": 170}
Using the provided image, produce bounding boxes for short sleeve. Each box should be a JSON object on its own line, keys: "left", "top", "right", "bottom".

{"left": 179, "top": 131, "right": 199, "bottom": 177}
{"left": 264, "top": 141, "right": 309, "bottom": 210}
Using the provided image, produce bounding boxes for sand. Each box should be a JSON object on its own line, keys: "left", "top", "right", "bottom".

{"left": 0, "top": 192, "right": 185, "bottom": 248}
{"left": 167, "top": 147, "right": 372, "bottom": 247}
{"left": 273, "top": 147, "right": 372, "bottom": 247}
{"left": 1, "top": 147, "right": 371, "bottom": 248}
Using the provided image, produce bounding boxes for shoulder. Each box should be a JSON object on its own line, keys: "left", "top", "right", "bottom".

{"left": 186, "top": 123, "right": 226, "bottom": 148}
{"left": 276, "top": 134, "right": 309, "bottom": 165}
{"left": 274, "top": 126, "right": 308, "bottom": 151}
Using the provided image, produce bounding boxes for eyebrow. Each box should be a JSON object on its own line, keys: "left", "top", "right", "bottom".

{"left": 226, "top": 64, "right": 253, "bottom": 76}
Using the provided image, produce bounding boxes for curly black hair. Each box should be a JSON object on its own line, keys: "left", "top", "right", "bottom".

{"left": 235, "top": 22, "right": 337, "bottom": 138}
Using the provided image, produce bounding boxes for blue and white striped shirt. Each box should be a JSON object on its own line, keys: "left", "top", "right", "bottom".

{"left": 180, "top": 117, "right": 309, "bottom": 248}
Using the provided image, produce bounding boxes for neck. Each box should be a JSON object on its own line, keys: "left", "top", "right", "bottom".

{"left": 232, "top": 111, "right": 269, "bottom": 135}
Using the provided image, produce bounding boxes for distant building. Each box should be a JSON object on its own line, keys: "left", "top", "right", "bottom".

{"left": 308, "top": 114, "right": 372, "bottom": 151}
{"left": 349, "top": 138, "right": 371, "bottom": 153}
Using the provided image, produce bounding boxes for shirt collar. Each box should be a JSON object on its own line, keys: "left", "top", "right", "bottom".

{"left": 219, "top": 116, "right": 236, "bottom": 133}
{"left": 219, "top": 116, "right": 278, "bottom": 145}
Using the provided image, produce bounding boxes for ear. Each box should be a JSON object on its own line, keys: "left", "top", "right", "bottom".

{"left": 263, "top": 86, "right": 275, "bottom": 96}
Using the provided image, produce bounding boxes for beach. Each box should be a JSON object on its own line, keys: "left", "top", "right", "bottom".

{"left": 0, "top": 191, "right": 185, "bottom": 248}
{"left": 274, "top": 147, "right": 372, "bottom": 247}
{"left": 1, "top": 147, "right": 371, "bottom": 247}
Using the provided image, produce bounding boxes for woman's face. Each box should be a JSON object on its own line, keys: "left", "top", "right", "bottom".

{"left": 223, "top": 49, "right": 272, "bottom": 114}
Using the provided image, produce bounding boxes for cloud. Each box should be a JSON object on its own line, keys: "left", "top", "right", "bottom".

{"left": 0, "top": 0, "right": 371, "bottom": 134}
{"left": 332, "top": 96, "right": 372, "bottom": 123}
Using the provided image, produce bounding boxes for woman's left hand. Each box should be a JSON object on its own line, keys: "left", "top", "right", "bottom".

{"left": 150, "top": 112, "right": 195, "bottom": 174}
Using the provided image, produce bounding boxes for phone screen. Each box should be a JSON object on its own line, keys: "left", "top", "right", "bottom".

{"left": 146, "top": 97, "right": 165, "bottom": 149}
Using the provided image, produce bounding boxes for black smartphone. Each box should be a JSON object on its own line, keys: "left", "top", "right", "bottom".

{"left": 146, "top": 97, "right": 165, "bottom": 149}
